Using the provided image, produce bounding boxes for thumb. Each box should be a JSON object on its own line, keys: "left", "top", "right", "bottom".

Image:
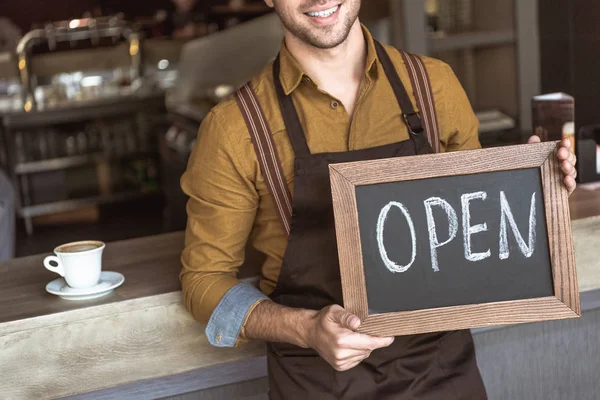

{"left": 528, "top": 135, "right": 541, "bottom": 144}
{"left": 330, "top": 308, "right": 361, "bottom": 331}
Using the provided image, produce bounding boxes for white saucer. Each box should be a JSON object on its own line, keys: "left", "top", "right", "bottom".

{"left": 46, "top": 271, "right": 125, "bottom": 301}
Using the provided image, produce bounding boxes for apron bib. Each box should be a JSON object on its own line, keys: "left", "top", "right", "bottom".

{"left": 236, "top": 42, "right": 487, "bottom": 400}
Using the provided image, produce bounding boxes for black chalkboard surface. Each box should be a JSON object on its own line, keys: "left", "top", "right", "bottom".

{"left": 356, "top": 168, "right": 553, "bottom": 314}
{"left": 330, "top": 142, "right": 580, "bottom": 337}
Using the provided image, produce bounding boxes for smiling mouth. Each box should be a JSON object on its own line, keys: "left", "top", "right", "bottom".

{"left": 305, "top": 5, "right": 340, "bottom": 18}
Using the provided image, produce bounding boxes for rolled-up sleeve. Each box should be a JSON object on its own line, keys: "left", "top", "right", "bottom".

{"left": 180, "top": 110, "right": 267, "bottom": 346}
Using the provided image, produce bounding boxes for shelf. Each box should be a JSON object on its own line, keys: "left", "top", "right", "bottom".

{"left": 14, "top": 153, "right": 104, "bottom": 175}
{"left": 19, "top": 190, "right": 160, "bottom": 218}
{"left": 476, "top": 110, "right": 516, "bottom": 134}
{"left": 429, "top": 29, "right": 516, "bottom": 53}
{"left": 2, "top": 91, "right": 165, "bottom": 131}
{"left": 14, "top": 152, "right": 158, "bottom": 175}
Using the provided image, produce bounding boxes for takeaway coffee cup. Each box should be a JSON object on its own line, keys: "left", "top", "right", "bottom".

{"left": 43, "top": 241, "right": 105, "bottom": 289}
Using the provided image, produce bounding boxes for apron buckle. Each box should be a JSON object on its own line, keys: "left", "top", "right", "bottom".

{"left": 403, "top": 112, "right": 424, "bottom": 136}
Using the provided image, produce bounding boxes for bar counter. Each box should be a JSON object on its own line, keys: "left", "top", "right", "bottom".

{"left": 0, "top": 233, "right": 266, "bottom": 399}
{"left": 1, "top": 190, "right": 600, "bottom": 399}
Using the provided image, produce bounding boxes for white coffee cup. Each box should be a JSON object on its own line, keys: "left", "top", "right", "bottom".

{"left": 44, "top": 241, "right": 105, "bottom": 289}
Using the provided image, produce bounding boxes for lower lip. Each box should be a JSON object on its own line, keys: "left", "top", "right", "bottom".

{"left": 306, "top": 6, "right": 341, "bottom": 25}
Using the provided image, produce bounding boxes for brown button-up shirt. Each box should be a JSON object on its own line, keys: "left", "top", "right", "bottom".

{"left": 180, "top": 27, "right": 480, "bottom": 325}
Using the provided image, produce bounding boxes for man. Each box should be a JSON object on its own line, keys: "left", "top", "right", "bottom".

{"left": 180, "top": 0, "right": 577, "bottom": 398}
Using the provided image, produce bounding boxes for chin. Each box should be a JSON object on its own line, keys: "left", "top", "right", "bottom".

{"left": 296, "top": 19, "right": 358, "bottom": 49}
{"left": 276, "top": 0, "right": 360, "bottom": 49}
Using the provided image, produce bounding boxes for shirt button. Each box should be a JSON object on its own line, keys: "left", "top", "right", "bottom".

{"left": 303, "top": 76, "right": 312, "bottom": 84}
{"left": 216, "top": 334, "right": 222, "bottom": 344}
{"left": 331, "top": 101, "right": 339, "bottom": 109}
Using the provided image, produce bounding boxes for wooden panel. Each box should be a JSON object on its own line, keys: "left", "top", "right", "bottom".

{"left": 329, "top": 167, "right": 368, "bottom": 321}
{"left": 0, "top": 300, "right": 266, "bottom": 399}
{"left": 63, "top": 359, "right": 268, "bottom": 400}
{"left": 331, "top": 142, "right": 556, "bottom": 186}
{"left": 359, "top": 297, "right": 578, "bottom": 337}
{"left": 541, "top": 155, "right": 580, "bottom": 315}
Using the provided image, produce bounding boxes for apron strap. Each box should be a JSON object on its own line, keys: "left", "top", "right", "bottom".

{"left": 400, "top": 51, "right": 442, "bottom": 154}
{"left": 374, "top": 41, "right": 424, "bottom": 137}
{"left": 234, "top": 84, "right": 293, "bottom": 236}
{"left": 374, "top": 41, "right": 441, "bottom": 153}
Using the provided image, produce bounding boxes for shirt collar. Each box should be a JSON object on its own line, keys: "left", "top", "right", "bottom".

{"left": 278, "top": 24, "right": 379, "bottom": 96}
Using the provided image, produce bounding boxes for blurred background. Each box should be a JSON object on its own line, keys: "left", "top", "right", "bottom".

{"left": 0, "top": 0, "right": 598, "bottom": 259}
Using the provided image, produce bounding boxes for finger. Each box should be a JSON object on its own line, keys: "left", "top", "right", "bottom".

{"left": 329, "top": 307, "right": 361, "bottom": 331}
{"left": 528, "top": 135, "right": 541, "bottom": 144}
{"left": 338, "top": 332, "right": 395, "bottom": 351}
{"left": 561, "top": 160, "right": 576, "bottom": 177}
{"left": 565, "top": 175, "right": 576, "bottom": 193}
{"left": 339, "top": 312, "right": 361, "bottom": 331}
{"left": 568, "top": 151, "right": 577, "bottom": 167}
{"left": 560, "top": 138, "right": 572, "bottom": 151}
{"left": 557, "top": 146, "right": 570, "bottom": 161}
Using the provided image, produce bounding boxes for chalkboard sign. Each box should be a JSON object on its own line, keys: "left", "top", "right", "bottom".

{"left": 330, "top": 142, "right": 580, "bottom": 337}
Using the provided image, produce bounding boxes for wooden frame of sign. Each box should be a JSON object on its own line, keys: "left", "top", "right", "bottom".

{"left": 329, "top": 141, "right": 580, "bottom": 337}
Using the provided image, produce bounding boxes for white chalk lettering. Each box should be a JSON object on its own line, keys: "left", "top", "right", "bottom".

{"left": 499, "top": 191, "right": 537, "bottom": 259}
{"left": 424, "top": 197, "right": 458, "bottom": 272}
{"left": 461, "top": 191, "right": 492, "bottom": 262}
{"left": 377, "top": 202, "right": 417, "bottom": 273}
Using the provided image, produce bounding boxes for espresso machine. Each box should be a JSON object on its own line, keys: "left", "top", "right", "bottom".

{"left": 1, "top": 16, "right": 169, "bottom": 235}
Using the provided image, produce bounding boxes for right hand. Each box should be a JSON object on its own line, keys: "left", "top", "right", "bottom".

{"left": 305, "top": 305, "right": 395, "bottom": 371}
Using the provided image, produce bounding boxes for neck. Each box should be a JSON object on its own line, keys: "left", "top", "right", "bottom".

{"left": 283, "top": 20, "right": 366, "bottom": 87}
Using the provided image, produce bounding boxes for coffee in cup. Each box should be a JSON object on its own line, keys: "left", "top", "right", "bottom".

{"left": 44, "top": 240, "right": 105, "bottom": 289}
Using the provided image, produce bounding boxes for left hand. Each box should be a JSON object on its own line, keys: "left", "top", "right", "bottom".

{"left": 528, "top": 136, "right": 577, "bottom": 195}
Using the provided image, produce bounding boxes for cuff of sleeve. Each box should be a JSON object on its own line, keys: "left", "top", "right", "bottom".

{"left": 205, "top": 283, "right": 269, "bottom": 347}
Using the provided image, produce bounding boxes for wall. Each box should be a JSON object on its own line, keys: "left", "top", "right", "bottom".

{"left": 0, "top": 0, "right": 175, "bottom": 31}
{"left": 0, "top": 1, "right": 96, "bottom": 31}
{"left": 539, "top": 0, "right": 600, "bottom": 128}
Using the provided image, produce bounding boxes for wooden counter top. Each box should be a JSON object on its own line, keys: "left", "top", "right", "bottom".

{"left": 0, "top": 232, "right": 183, "bottom": 332}
{"left": 0, "top": 233, "right": 266, "bottom": 399}
{"left": 1, "top": 188, "right": 600, "bottom": 399}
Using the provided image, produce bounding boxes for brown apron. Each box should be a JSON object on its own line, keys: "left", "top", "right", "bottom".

{"left": 235, "top": 42, "right": 487, "bottom": 400}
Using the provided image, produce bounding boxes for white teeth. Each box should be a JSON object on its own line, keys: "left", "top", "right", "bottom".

{"left": 307, "top": 5, "right": 339, "bottom": 18}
